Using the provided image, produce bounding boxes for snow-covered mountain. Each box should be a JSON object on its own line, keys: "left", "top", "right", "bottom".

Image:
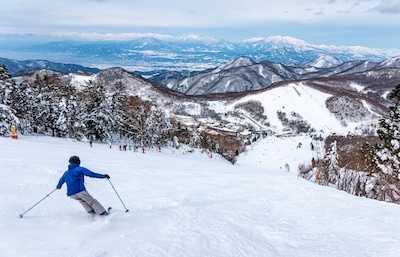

{"left": 1, "top": 64, "right": 394, "bottom": 165}
{"left": 2, "top": 64, "right": 389, "bottom": 141}
{"left": 151, "top": 56, "right": 400, "bottom": 96}
{"left": 2, "top": 35, "right": 399, "bottom": 74}
{"left": 379, "top": 56, "right": 400, "bottom": 68}
{"left": 67, "top": 67, "right": 390, "bottom": 137}
{"left": 304, "top": 55, "right": 343, "bottom": 69}
{"left": 0, "top": 57, "right": 100, "bottom": 76}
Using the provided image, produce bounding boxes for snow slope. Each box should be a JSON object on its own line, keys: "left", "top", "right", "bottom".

{"left": 1, "top": 135, "right": 400, "bottom": 257}
{"left": 210, "top": 82, "right": 366, "bottom": 135}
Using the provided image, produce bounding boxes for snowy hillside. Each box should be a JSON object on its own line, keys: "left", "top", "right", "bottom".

{"left": 151, "top": 55, "right": 400, "bottom": 96}
{"left": 62, "top": 70, "right": 385, "bottom": 138}
{"left": 304, "top": 55, "right": 343, "bottom": 69}
{"left": 1, "top": 65, "right": 387, "bottom": 168}
{"left": 167, "top": 80, "right": 382, "bottom": 137}
{"left": 222, "top": 82, "right": 359, "bottom": 134}
{"left": 2, "top": 135, "right": 400, "bottom": 257}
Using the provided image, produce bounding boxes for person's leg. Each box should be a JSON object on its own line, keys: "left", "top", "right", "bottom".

{"left": 70, "top": 190, "right": 107, "bottom": 214}
{"left": 70, "top": 192, "right": 93, "bottom": 213}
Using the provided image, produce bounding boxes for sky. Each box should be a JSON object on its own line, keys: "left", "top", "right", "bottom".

{"left": 0, "top": 0, "right": 400, "bottom": 49}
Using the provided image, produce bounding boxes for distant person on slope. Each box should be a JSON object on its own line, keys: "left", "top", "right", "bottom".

{"left": 56, "top": 156, "right": 110, "bottom": 215}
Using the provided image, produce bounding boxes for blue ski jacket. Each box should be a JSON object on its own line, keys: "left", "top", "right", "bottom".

{"left": 56, "top": 163, "right": 106, "bottom": 196}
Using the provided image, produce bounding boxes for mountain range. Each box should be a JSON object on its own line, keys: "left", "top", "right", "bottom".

{"left": 0, "top": 57, "right": 100, "bottom": 76}
{"left": 66, "top": 66, "right": 393, "bottom": 138}
{"left": 1, "top": 35, "right": 400, "bottom": 75}
{"left": 2, "top": 34, "right": 400, "bottom": 97}
{"left": 151, "top": 55, "right": 400, "bottom": 95}
{"left": 1, "top": 34, "right": 400, "bottom": 119}
{"left": 2, "top": 54, "right": 399, "bottom": 159}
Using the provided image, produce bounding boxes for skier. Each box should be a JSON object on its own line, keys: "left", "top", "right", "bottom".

{"left": 56, "top": 156, "right": 110, "bottom": 215}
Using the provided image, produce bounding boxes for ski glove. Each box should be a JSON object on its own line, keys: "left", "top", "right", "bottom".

{"left": 105, "top": 174, "right": 110, "bottom": 179}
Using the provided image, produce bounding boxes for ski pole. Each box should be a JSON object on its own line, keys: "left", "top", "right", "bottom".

{"left": 19, "top": 188, "right": 58, "bottom": 218}
{"left": 107, "top": 178, "right": 129, "bottom": 212}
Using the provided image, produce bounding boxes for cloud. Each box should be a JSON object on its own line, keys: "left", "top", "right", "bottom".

{"left": 0, "top": 0, "right": 398, "bottom": 36}
{"left": 370, "top": 0, "right": 400, "bottom": 14}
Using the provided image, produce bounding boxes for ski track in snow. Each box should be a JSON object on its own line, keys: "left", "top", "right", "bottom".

{"left": 1, "top": 135, "right": 400, "bottom": 257}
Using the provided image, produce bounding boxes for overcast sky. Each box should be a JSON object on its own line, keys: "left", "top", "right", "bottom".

{"left": 1, "top": 0, "right": 399, "bottom": 48}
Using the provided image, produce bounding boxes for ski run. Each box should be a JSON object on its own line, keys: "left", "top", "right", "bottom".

{"left": 1, "top": 135, "right": 400, "bottom": 257}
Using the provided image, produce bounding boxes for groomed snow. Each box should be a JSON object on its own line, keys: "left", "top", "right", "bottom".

{"left": 1, "top": 135, "right": 400, "bottom": 257}
{"left": 210, "top": 82, "right": 362, "bottom": 135}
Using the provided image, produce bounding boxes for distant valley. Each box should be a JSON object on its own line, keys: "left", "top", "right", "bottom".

{"left": 1, "top": 34, "right": 400, "bottom": 140}
{"left": 1, "top": 54, "right": 400, "bottom": 162}
{"left": 1, "top": 35, "right": 400, "bottom": 75}
{"left": 1, "top": 34, "right": 400, "bottom": 97}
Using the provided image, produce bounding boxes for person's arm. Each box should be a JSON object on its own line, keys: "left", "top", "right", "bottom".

{"left": 80, "top": 167, "right": 108, "bottom": 179}
{"left": 56, "top": 175, "right": 65, "bottom": 189}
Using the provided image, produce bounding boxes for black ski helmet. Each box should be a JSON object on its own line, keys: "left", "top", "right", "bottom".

{"left": 69, "top": 156, "right": 81, "bottom": 165}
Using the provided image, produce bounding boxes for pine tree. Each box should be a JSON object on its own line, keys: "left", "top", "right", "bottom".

{"left": 326, "top": 140, "right": 339, "bottom": 171}
{"left": 0, "top": 104, "right": 19, "bottom": 136}
{"left": 144, "top": 106, "right": 171, "bottom": 146}
{"left": 30, "top": 73, "right": 62, "bottom": 136}
{"left": 81, "top": 79, "right": 117, "bottom": 142}
{"left": 375, "top": 84, "right": 400, "bottom": 178}
{"left": 0, "top": 67, "right": 23, "bottom": 135}
{"left": 56, "top": 79, "right": 81, "bottom": 138}
{"left": 0, "top": 64, "right": 12, "bottom": 82}
{"left": 4, "top": 82, "right": 32, "bottom": 134}
{"left": 367, "top": 84, "right": 400, "bottom": 202}
{"left": 109, "top": 81, "right": 128, "bottom": 139}
{"left": 325, "top": 140, "right": 340, "bottom": 185}
{"left": 0, "top": 64, "right": 14, "bottom": 104}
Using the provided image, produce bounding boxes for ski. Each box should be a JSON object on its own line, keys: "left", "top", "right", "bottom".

{"left": 88, "top": 207, "right": 112, "bottom": 220}
{"left": 88, "top": 207, "right": 112, "bottom": 218}
{"left": 100, "top": 207, "right": 112, "bottom": 216}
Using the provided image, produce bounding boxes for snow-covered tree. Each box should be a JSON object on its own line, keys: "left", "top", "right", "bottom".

{"left": 365, "top": 84, "right": 400, "bottom": 202}
{"left": 0, "top": 64, "right": 14, "bottom": 104}
{"left": 81, "top": 80, "right": 116, "bottom": 142}
{"left": 109, "top": 81, "right": 128, "bottom": 139}
{"left": 122, "top": 96, "right": 152, "bottom": 146}
{"left": 30, "top": 74, "right": 63, "bottom": 136}
{"left": 375, "top": 84, "right": 400, "bottom": 179}
{"left": 326, "top": 140, "right": 339, "bottom": 171}
{"left": 0, "top": 64, "right": 12, "bottom": 82}
{"left": 6, "top": 82, "right": 34, "bottom": 134}
{"left": 0, "top": 104, "right": 19, "bottom": 136}
{"left": 55, "top": 80, "right": 83, "bottom": 138}
{"left": 143, "top": 106, "right": 171, "bottom": 145}
{"left": 1, "top": 71, "right": 35, "bottom": 134}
